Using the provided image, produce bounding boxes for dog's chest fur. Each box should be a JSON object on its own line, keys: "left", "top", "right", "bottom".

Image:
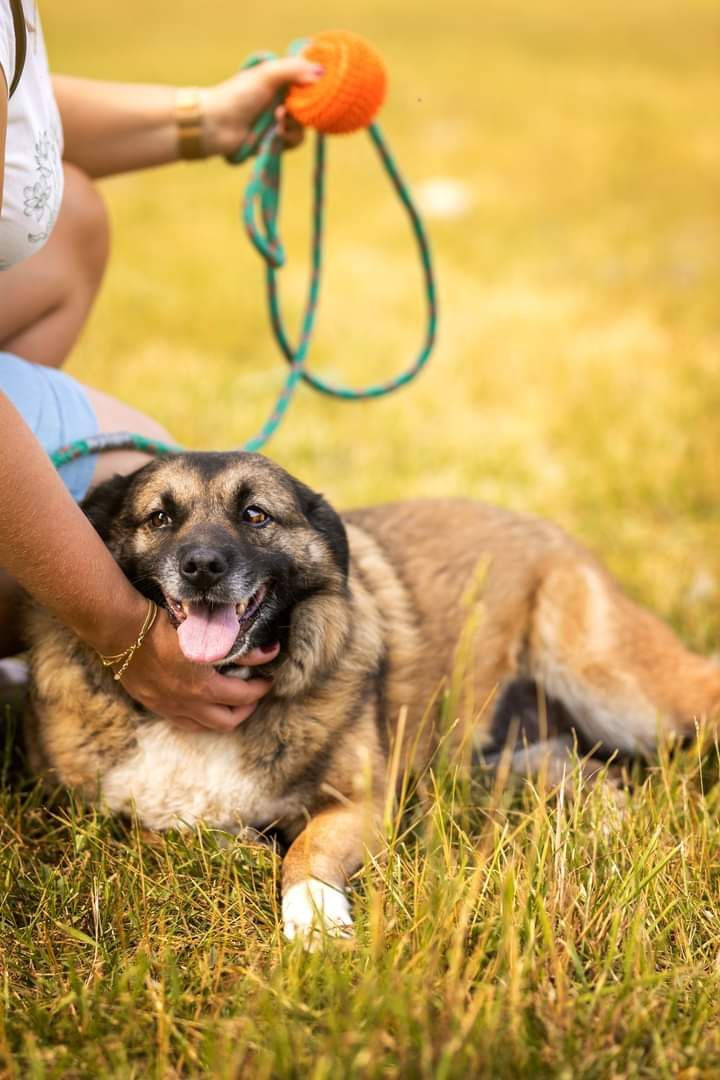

{"left": 100, "top": 722, "right": 300, "bottom": 832}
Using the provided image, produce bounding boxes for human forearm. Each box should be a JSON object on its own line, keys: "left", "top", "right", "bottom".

{"left": 0, "top": 393, "right": 145, "bottom": 654}
{"left": 53, "top": 75, "right": 183, "bottom": 177}
{"left": 53, "top": 58, "right": 320, "bottom": 179}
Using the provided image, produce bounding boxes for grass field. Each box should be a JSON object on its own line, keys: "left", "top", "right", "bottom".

{"left": 2, "top": 0, "right": 720, "bottom": 1074}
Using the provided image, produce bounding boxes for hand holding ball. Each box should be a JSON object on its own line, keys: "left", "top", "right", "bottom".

{"left": 286, "top": 30, "right": 388, "bottom": 134}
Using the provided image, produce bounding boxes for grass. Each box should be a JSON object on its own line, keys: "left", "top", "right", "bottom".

{"left": 2, "top": 0, "right": 720, "bottom": 1073}
{"left": 3, "top": 721, "right": 720, "bottom": 1077}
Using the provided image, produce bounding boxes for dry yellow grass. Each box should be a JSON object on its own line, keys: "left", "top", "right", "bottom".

{"left": 51, "top": 0, "right": 720, "bottom": 642}
{"left": 2, "top": 0, "right": 719, "bottom": 1074}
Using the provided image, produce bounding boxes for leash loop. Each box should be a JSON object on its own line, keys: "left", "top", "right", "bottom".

{"left": 235, "top": 45, "right": 438, "bottom": 450}
{"left": 49, "top": 40, "right": 437, "bottom": 469}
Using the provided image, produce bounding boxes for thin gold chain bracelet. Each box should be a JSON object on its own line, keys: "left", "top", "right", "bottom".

{"left": 97, "top": 600, "right": 158, "bottom": 682}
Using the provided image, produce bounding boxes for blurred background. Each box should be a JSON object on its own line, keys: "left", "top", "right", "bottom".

{"left": 46, "top": 1, "right": 719, "bottom": 647}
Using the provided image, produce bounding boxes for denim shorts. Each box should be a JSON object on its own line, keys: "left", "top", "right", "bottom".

{"left": 0, "top": 353, "right": 98, "bottom": 502}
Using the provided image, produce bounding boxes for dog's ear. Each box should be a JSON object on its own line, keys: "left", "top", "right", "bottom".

{"left": 293, "top": 481, "right": 349, "bottom": 579}
{"left": 81, "top": 472, "right": 135, "bottom": 541}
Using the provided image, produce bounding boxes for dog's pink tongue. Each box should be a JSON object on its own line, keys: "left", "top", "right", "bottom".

{"left": 177, "top": 603, "right": 240, "bottom": 663}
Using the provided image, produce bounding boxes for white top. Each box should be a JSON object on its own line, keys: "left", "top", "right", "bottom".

{"left": 0, "top": 1, "right": 63, "bottom": 272}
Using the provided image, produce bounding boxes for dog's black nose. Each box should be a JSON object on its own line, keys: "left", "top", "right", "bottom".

{"left": 179, "top": 546, "right": 229, "bottom": 590}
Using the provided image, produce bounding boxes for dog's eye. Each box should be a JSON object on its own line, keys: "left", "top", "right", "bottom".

{"left": 148, "top": 510, "right": 172, "bottom": 529}
{"left": 242, "top": 506, "right": 271, "bottom": 528}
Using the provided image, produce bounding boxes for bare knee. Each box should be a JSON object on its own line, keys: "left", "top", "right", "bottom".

{"left": 55, "top": 163, "right": 110, "bottom": 290}
{"left": 0, "top": 164, "right": 111, "bottom": 367}
{"left": 84, "top": 387, "right": 177, "bottom": 487}
{"left": 0, "top": 161, "right": 109, "bottom": 295}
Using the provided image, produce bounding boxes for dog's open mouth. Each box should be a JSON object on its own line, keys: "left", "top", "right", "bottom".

{"left": 164, "top": 583, "right": 268, "bottom": 664}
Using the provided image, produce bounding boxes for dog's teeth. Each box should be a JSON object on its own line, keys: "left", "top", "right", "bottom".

{"left": 236, "top": 600, "right": 248, "bottom": 616}
{"left": 166, "top": 596, "right": 188, "bottom": 621}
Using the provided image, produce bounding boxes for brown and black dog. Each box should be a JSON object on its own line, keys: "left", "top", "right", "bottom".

{"left": 23, "top": 452, "right": 720, "bottom": 942}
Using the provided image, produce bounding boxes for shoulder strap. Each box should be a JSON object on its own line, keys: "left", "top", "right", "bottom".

{"left": 8, "top": 0, "right": 27, "bottom": 98}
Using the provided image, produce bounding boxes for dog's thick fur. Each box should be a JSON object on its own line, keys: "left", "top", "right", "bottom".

{"left": 23, "top": 452, "right": 720, "bottom": 941}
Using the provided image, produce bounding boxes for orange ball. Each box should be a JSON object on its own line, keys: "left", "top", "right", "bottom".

{"left": 286, "top": 30, "right": 388, "bottom": 135}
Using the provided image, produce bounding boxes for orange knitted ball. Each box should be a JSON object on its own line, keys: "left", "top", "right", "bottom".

{"left": 286, "top": 30, "right": 388, "bottom": 135}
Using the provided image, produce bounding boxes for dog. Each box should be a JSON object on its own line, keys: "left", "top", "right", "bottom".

{"left": 23, "top": 451, "right": 720, "bottom": 943}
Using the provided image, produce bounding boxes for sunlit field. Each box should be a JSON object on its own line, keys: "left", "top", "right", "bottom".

{"left": 2, "top": 0, "right": 720, "bottom": 1074}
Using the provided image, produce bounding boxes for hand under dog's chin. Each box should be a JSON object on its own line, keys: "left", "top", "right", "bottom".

{"left": 218, "top": 641, "right": 252, "bottom": 666}
{"left": 215, "top": 629, "right": 282, "bottom": 670}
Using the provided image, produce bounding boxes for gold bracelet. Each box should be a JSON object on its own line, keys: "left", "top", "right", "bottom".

{"left": 176, "top": 87, "right": 205, "bottom": 160}
{"left": 97, "top": 600, "right": 158, "bottom": 682}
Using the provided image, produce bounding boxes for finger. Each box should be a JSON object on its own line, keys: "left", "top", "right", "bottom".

{"left": 258, "top": 57, "right": 324, "bottom": 90}
{"left": 205, "top": 674, "right": 273, "bottom": 708}
{"left": 183, "top": 703, "right": 251, "bottom": 733}
{"left": 282, "top": 129, "right": 304, "bottom": 150}
{"left": 285, "top": 117, "right": 303, "bottom": 138}
{"left": 240, "top": 642, "right": 281, "bottom": 666}
{"left": 166, "top": 715, "right": 208, "bottom": 734}
{"left": 162, "top": 703, "right": 255, "bottom": 734}
{"left": 274, "top": 104, "right": 302, "bottom": 130}
{"left": 274, "top": 109, "right": 305, "bottom": 149}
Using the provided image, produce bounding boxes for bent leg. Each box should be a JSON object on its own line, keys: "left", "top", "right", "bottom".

{"left": 83, "top": 387, "right": 176, "bottom": 484}
{"left": 528, "top": 561, "right": 720, "bottom": 755}
{"left": 0, "top": 163, "right": 109, "bottom": 368}
{"left": 482, "top": 734, "right": 625, "bottom": 800}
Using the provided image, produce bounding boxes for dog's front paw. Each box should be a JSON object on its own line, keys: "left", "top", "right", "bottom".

{"left": 282, "top": 878, "right": 354, "bottom": 948}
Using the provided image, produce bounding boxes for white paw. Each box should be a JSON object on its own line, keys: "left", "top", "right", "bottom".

{"left": 282, "top": 878, "right": 354, "bottom": 947}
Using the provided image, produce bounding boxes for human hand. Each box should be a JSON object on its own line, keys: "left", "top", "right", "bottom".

{"left": 201, "top": 56, "right": 324, "bottom": 159}
{"left": 119, "top": 609, "right": 280, "bottom": 733}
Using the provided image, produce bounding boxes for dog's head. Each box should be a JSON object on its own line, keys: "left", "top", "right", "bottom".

{"left": 83, "top": 452, "right": 349, "bottom": 675}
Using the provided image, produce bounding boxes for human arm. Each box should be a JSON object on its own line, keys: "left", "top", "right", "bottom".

{"left": 53, "top": 56, "right": 321, "bottom": 179}
{"left": 0, "top": 393, "right": 274, "bottom": 731}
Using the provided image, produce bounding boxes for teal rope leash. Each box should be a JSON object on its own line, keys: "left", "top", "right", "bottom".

{"left": 245, "top": 124, "right": 437, "bottom": 400}
{"left": 50, "top": 44, "right": 437, "bottom": 469}
{"left": 50, "top": 432, "right": 177, "bottom": 469}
